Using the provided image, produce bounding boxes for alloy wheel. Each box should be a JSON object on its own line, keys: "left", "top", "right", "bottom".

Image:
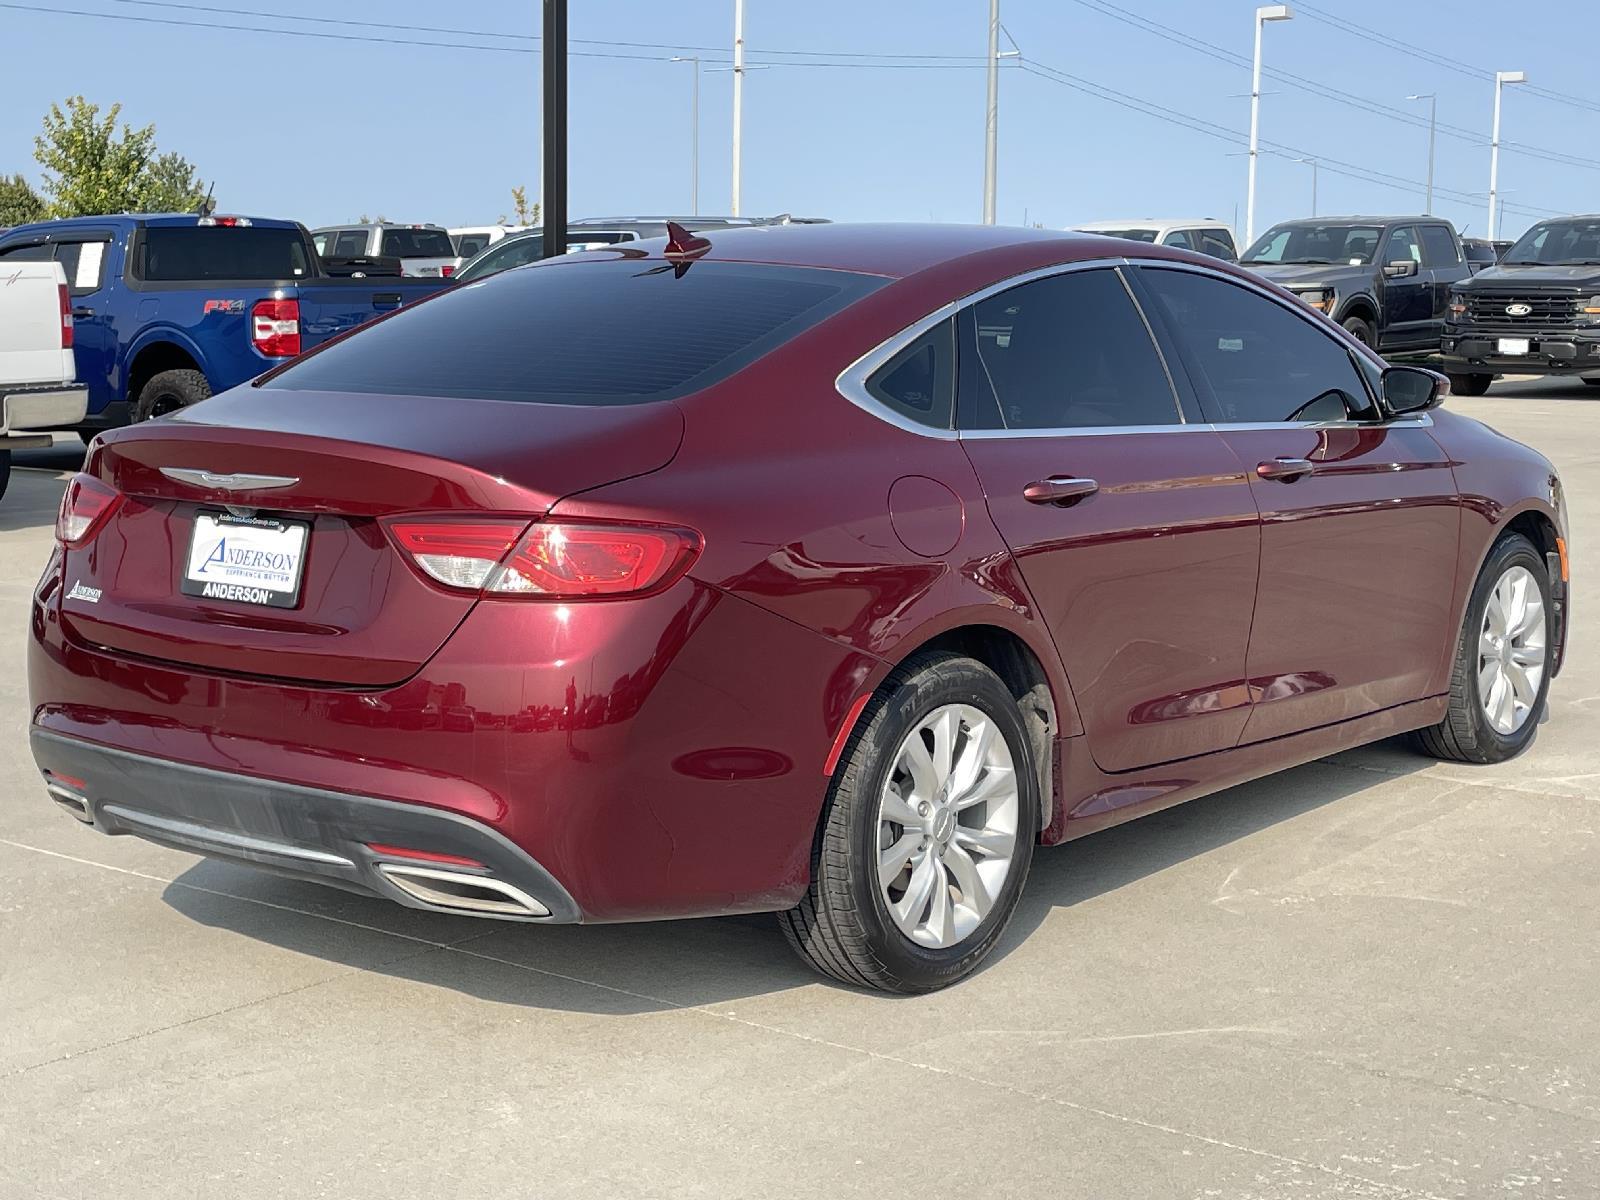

{"left": 1478, "top": 564, "right": 1546, "bottom": 735}
{"left": 875, "top": 703, "right": 1019, "bottom": 949}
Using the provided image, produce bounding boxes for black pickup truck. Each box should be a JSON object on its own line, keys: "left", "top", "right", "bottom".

{"left": 1439, "top": 215, "right": 1600, "bottom": 395}
{"left": 1240, "top": 215, "right": 1472, "bottom": 354}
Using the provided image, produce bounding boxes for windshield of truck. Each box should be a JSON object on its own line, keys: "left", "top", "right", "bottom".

{"left": 382, "top": 228, "right": 456, "bottom": 258}
{"left": 135, "top": 226, "right": 311, "bottom": 280}
{"left": 1503, "top": 220, "right": 1600, "bottom": 265}
{"left": 1243, "top": 223, "right": 1384, "bottom": 266}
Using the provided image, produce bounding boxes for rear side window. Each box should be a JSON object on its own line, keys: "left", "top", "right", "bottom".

{"left": 1140, "top": 268, "right": 1372, "bottom": 424}
{"left": 865, "top": 318, "right": 954, "bottom": 429}
{"left": 381, "top": 228, "right": 454, "bottom": 258}
{"left": 1197, "top": 229, "right": 1237, "bottom": 261}
{"left": 137, "top": 227, "right": 310, "bottom": 281}
{"left": 0, "top": 243, "right": 53, "bottom": 261}
{"left": 1420, "top": 225, "right": 1461, "bottom": 267}
{"left": 263, "top": 259, "right": 883, "bottom": 405}
{"left": 454, "top": 233, "right": 492, "bottom": 258}
{"left": 54, "top": 241, "right": 107, "bottom": 293}
{"left": 963, "top": 268, "right": 1180, "bottom": 430}
{"left": 1161, "top": 230, "right": 1197, "bottom": 251}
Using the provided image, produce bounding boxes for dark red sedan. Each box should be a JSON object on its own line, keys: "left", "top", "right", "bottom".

{"left": 29, "top": 224, "right": 1569, "bottom": 992}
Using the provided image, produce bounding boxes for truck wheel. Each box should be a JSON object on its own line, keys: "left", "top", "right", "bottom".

{"left": 133, "top": 369, "right": 210, "bottom": 422}
{"left": 1448, "top": 373, "right": 1492, "bottom": 397}
{"left": 0, "top": 450, "right": 10, "bottom": 503}
{"left": 1340, "top": 315, "right": 1375, "bottom": 346}
{"left": 1582, "top": 379, "right": 1600, "bottom": 389}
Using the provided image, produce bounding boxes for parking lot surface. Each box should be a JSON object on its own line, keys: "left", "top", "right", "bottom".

{"left": 3, "top": 379, "right": 1596, "bottom": 1199}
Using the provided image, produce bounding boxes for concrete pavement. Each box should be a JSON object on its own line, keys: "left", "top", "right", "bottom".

{"left": 2, "top": 380, "right": 1597, "bottom": 1198}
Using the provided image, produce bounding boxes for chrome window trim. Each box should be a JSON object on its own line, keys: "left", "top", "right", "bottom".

{"left": 834, "top": 254, "right": 1421, "bottom": 441}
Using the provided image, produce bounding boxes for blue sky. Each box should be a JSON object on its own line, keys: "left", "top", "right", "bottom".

{"left": 2, "top": 0, "right": 1595, "bottom": 244}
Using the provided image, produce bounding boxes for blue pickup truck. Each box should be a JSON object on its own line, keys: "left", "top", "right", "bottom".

{"left": 0, "top": 214, "right": 450, "bottom": 434}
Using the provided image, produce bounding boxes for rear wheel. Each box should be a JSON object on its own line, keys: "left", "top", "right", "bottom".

{"left": 133, "top": 369, "right": 210, "bottom": 423}
{"left": 1341, "top": 315, "right": 1375, "bottom": 346}
{"left": 1411, "top": 533, "right": 1552, "bottom": 763}
{"left": 1448, "top": 373, "right": 1493, "bottom": 397}
{"left": 779, "top": 652, "right": 1039, "bottom": 993}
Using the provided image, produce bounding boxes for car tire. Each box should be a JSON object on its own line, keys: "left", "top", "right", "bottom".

{"left": 1583, "top": 379, "right": 1600, "bottom": 389}
{"left": 779, "top": 651, "right": 1039, "bottom": 993}
{"left": 133, "top": 369, "right": 210, "bottom": 423}
{"left": 1411, "top": 533, "right": 1553, "bottom": 764}
{"left": 1341, "top": 315, "right": 1376, "bottom": 346}
{"left": 1448, "top": 373, "right": 1493, "bottom": 397}
{"left": 0, "top": 449, "right": 10, "bottom": 503}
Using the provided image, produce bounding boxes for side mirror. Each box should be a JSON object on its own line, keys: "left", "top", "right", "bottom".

{"left": 1382, "top": 365, "right": 1447, "bottom": 415}
{"left": 1383, "top": 259, "right": 1419, "bottom": 279}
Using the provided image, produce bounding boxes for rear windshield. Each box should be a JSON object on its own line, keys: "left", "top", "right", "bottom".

{"left": 261, "top": 258, "right": 883, "bottom": 405}
{"left": 137, "top": 226, "right": 311, "bottom": 281}
{"left": 381, "top": 228, "right": 455, "bottom": 258}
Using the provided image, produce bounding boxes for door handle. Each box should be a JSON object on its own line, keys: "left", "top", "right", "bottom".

{"left": 1023, "top": 476, "right": 1099, "bottom": 505}
{"left": 70, "top": 306, "right": 94, "bottom": 318}
{"left": 1256, "top": 457, "right": 1315, "bottom": 482}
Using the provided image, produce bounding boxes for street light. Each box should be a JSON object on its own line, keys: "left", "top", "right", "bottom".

{"left": 1246, "top": 4, "right": 1293, "bottom": 246}
{"left": 1489, "top": 70, "right": 1526, "bottom": 241}
{"left": 1293, "top": 156, "right": 1318, "bottom": 215}
{"left": 731, "top": 0, "right": 745, "bottom": 216}
{"left": 671, "top": 56, "right": 701, "bottom": 215}
{"left": 983, "top": 0, "right": 1000, "bottom": 224}
{"left": 1407, "top": 93, "right": 1437, "bottom": 214}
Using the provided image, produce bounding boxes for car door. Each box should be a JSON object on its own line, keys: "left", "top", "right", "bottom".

{"left": 957, "top": 264, "right": 1262, "bottom": 773}
{"left": 51, "top": 231, "right": 117, "bottom": 414}
{"left": 1418, "top": 224, "right": 1465, "bottom": 339}
{"left": 1376, "top": 224, "right": 1431, "bottom": 349}
{"left": 1135, "top": 265, "right": 1460, "bottom": 743}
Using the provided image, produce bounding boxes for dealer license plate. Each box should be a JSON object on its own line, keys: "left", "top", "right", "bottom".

{"left": 181, "top": 511, "right": 309, "bottom": 608}
{"left": 1497, "top": 337, "right": 1530, "bottom": 355}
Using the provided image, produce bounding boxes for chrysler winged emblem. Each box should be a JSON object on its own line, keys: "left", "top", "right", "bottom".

{"left": 159, "top": 468, "right": 299, "bottom": 491}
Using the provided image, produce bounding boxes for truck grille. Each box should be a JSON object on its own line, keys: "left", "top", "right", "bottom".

{"left": 1464, "top": 291, "right": 1582, "bottom": 328}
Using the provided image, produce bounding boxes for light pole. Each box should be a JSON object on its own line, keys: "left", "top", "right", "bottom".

{"left": 983, "top": 0, "right": 1000, "bottom": 224}
{"left": 1407, "top": 93, "right": 1437, "bottom": 214}
{"left": 1489, "top": 70, "right": 1526, "bottom": 241}
{"left": 731, "top": 0, "right": 745, "bottom": 216}
{"left": 1246, "top": 4, "right": 1293, "bottom": 247}
{"left": 671, "top": 56, "right": 701, "bottom": 215}
{"left": 1293, "top": 157, "right": 1318, "bottom": 215}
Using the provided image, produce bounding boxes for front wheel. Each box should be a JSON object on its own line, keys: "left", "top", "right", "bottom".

{"left": 1340, "top": 315, "right": 1375, "bottom": 346}
{"left": 1411, "top": 533, "right": 1553, "bottom": 763}
{"left": 1448, "top": 373, "right": 1493, "bottom": 397}
{"left": 779, "top": 652, "right": 1039, "bottom": 993}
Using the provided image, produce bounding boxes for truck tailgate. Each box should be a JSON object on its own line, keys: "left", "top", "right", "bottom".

{"left": 295, "top": 280, "right": 451, "bottom": 349}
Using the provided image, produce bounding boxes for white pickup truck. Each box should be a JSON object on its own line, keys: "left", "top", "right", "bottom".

{"left": 1, "top": 259, "right": 87, "bottom": 499}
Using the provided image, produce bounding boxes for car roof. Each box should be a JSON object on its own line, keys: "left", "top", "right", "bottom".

{"left": 1267, "top": 215, "right": 1443, "bottom": 227}
{"left": 1073, "top": 218, "right": 1230, "bottom": 230}
{"left": 564, "top": 221, "right": 1208, "bottom": 283}
{"left": 3, "top": 213, "right": 302, "bottom": 237}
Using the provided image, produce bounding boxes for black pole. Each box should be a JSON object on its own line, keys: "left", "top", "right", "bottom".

{"left": 541, "top": 0, "right": 568, "bottom": 258}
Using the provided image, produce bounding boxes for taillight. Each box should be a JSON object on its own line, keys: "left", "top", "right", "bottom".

{"left": 58, "top": 283, "right": 73, "bottom": 349}
{"left": 251, "top": 297, "right": 301, "bottom": 357}
{"left": 56, "top": 474, "right": 122, "bottom": 547}
{"left": 441, "top": 264, "right": 455, "bottom": 278}
{"left": 388, "top": 519, "right": 700, "bottom": 599}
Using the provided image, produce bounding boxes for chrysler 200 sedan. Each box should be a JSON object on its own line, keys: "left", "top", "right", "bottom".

{"left": 29, "top": 224, "right": 1569, "bottom": 993}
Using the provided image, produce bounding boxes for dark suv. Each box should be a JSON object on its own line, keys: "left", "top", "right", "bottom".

{"left": 1241, "top": 216, "right": 1472, "bottom": 353}
{"left": 1441, "top": 215, "right": 1600, "bottom": 395}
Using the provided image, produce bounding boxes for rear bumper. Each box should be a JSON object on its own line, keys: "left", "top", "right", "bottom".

{"left": 3, "top": 384, "right": 88, "bottom": 434}
{"left": 1440, "top": 328, "right": 1600, "bottom": 376}
{"left": 31, "top": 728, "right": 581, "bottom": 921}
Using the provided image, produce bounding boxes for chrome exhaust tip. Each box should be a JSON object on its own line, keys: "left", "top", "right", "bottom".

{"left": 47, "top": 784, "right": 94, "bottom": 824}
{"left": 376, "top": 862, "right": 550, "bottom": 919}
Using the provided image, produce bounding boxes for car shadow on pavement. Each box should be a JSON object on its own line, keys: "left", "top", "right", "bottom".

{"left": 161, "top": 749, "right": 1429, "bottom": 1013}
{"left": 1, "top": 441, "right": 81, "bottom": 535}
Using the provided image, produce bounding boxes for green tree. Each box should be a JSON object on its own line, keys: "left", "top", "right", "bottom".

{"left": 0, "top": 173, "right": 46, "bottom": 226}
{"left": 498, "top": 186, "right": 540, "bottom": 226}
{"left": 32, "top": 96, "right": 209, "bottom": 218}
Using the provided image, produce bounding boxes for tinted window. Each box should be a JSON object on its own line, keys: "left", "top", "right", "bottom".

{"left": 380, "top": 228, "right": 454, "bottom": 258}
{"left": 53, "top": 241, "right": 107, "bottom": 293}
{"left": 263, "top": 259, "right": 881, "bottom": 405}
{"left": 312, "top": 232, "right": 331, "bottom": 256}
{"left": 865, "top": 318, "right": 954, "bottom": 429}
{"left": 1382, "top": 225, "right": 1423, "bottom": 267}
{"left": 454, "top": 233, "right": 492, "bottom": 259}
{"left": 1244, "top": 222, "right": 1383, "bottom": 265}
{"left": 456, "top": 234, "right": 544, "bottom": 283}
{"left": 1161, "top": 230, "right": 1197, "bottom": 251}
{"left": 964, "top": 269, "right": 1179, "bottom": 430}
{"left": 1461, "top": 239, "right": 1498, "bottom": 263}
{"left": 1198, "top": 228, "right": 1237, "bottom": 261}
{"left": 1089, "top": 228, "right": 1159, "bottom": 243}
{"left": 1141, "top": 268, "right": 1372, "bottom": 424}
{"left": 137, "top": 227, "right": 310, "bottom": 281}
{"left": 332, "top": 230, "right": 369, "bottom": 257}
{"left": 0, "top": 243, "right": 52, "bottom": 261}
{"left": 1419, "top": 225, "right": 1460, "bottom": 267}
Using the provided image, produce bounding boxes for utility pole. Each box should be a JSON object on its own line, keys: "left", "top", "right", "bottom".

{"left": 731, "top": 0, "right": 745, "bottom": 216}
{"left": 983, "top": 0, "right": 999, "bottom": 224}
{"left": 672, "top": 56, "right": 702, "bottom": 214}
{"left": 541, "top": 0, "right": 567, "bottom": 257}
{"left": 1407, "top": 93, "right": 1437, "bottom": 213}
{"left": 1489, "top": 70, "right": 1526, "bottom": 241}
{"left": 1246, "top": 5, "right": 1293, "bottom": 246}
